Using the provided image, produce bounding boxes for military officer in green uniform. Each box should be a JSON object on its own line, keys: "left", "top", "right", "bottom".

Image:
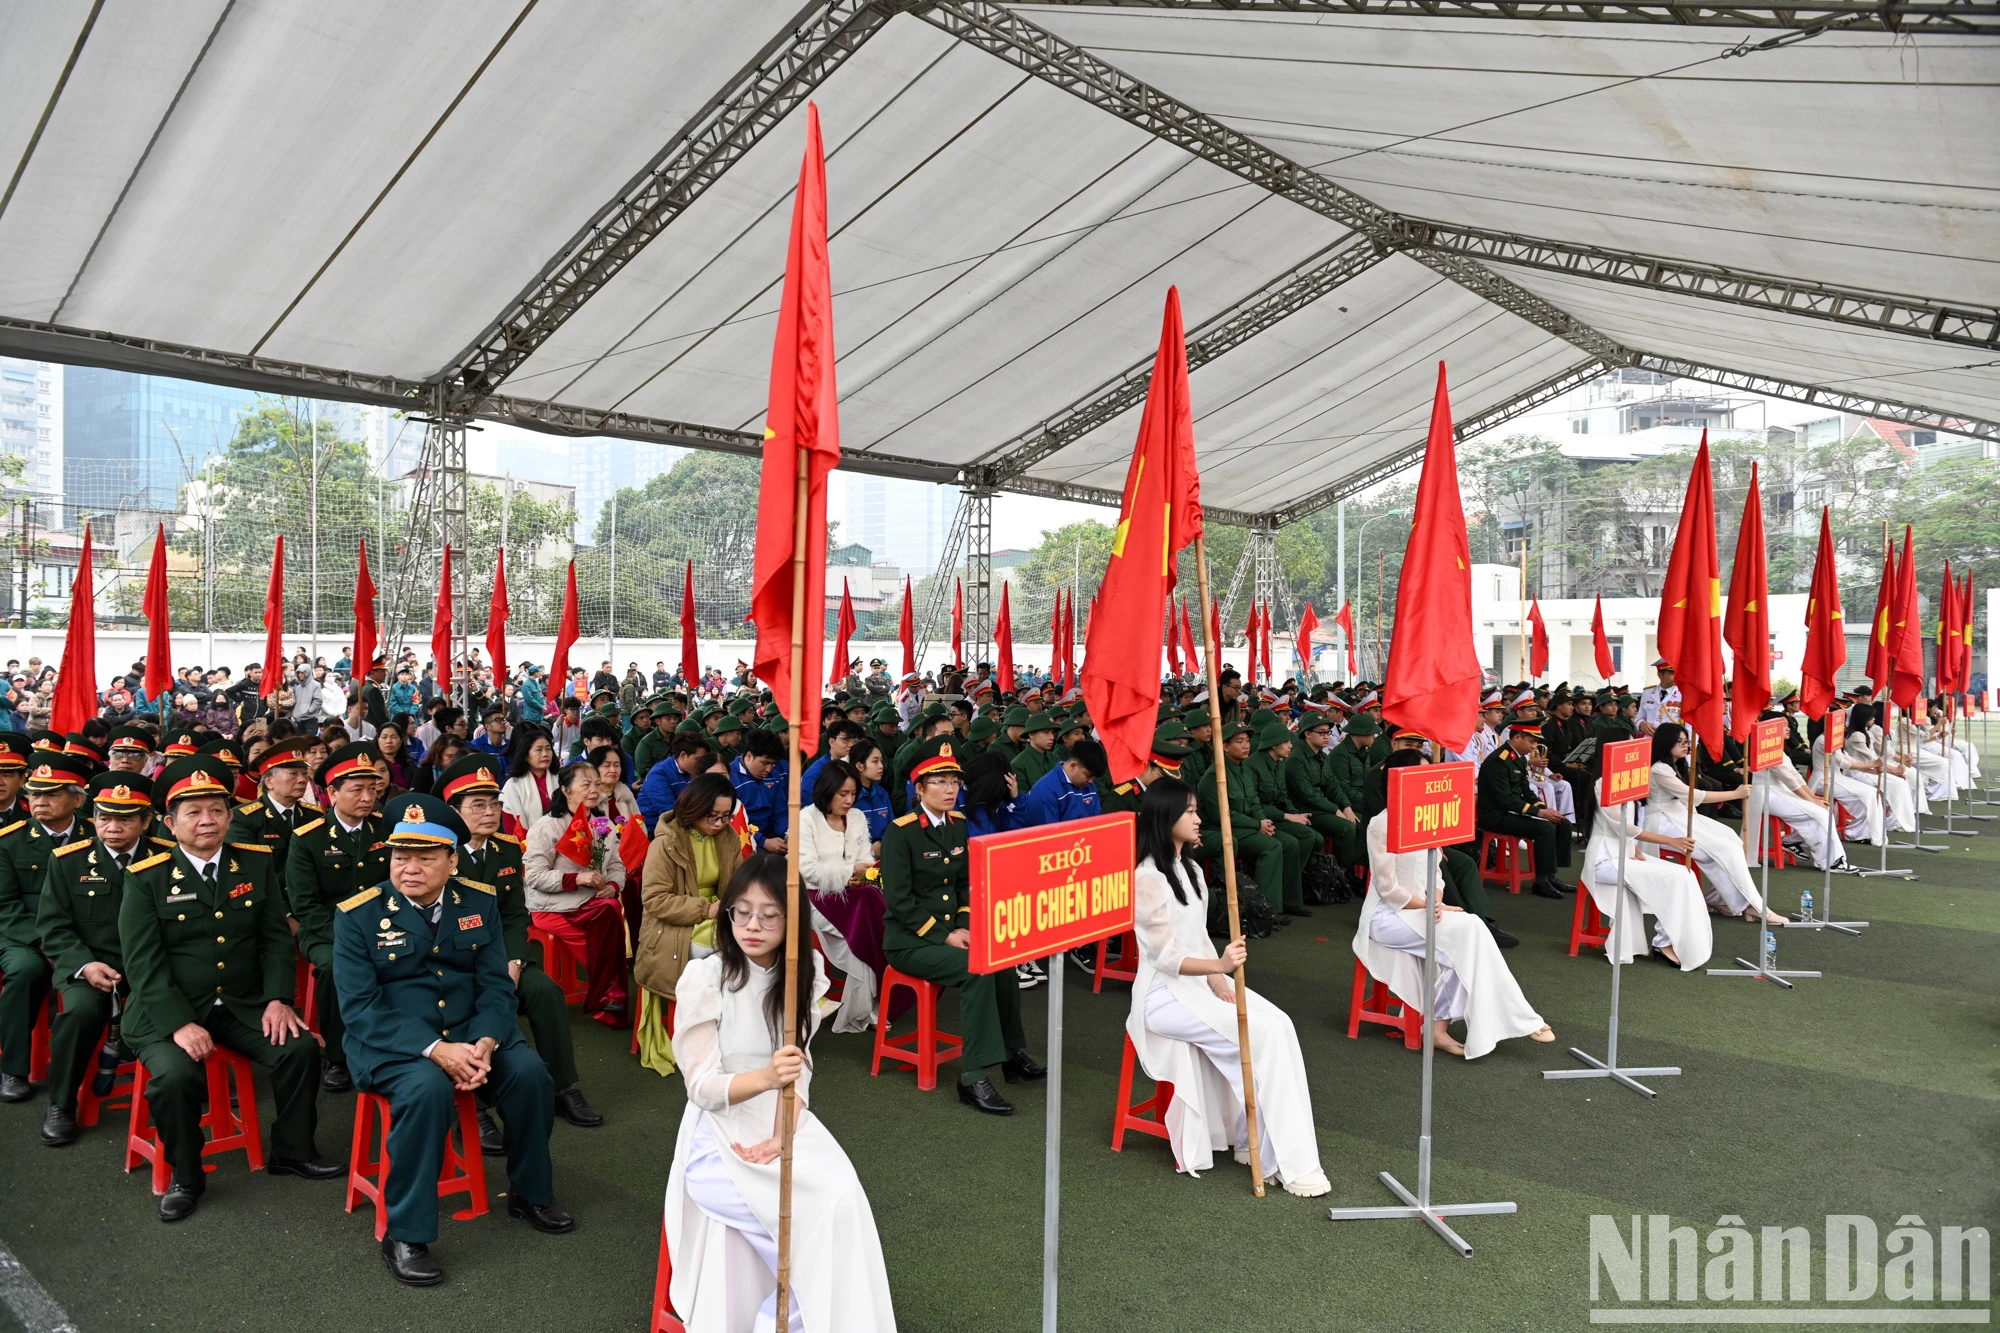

{"left": 1177, "top": 706, "right": 1215, "bottom": 786}
{"left": 1286, "top": 714, "right": 1363, "bottom": 877}
{"left": 631, "top": 701, "right": 681, "bottom": 780}
{"left": 1099, "top": 728, "right": 1193, "bottom": 815}
{"left": 334, "top": 793, "right": 570, "bottom": 1285}
{"left": 1009, "top": 711, "right": 1061, "bottom": 793}
{"left": 0, "top": 753, "right": 96, "bottom": 1101}
{"left": 1476, "top": 719, "right": 1571, "bottom": 899}
{"left": 35, "top": 772, "right": 154, "bottom": 1144}
{"left": 106, "top": 725, "right": 155, "bottom": 773}
{"left": 1328, "top": 712, "right": 1382, "bottom": 813}
{"left": 1244, "top": 721, "right": 1317, "bottom": 916}
{"left": 709, "top": 714, "right": 746, "bottom": 765}
{"left": 122, "top": 757, "right": 337, "bottom": 1222}
{"left": 0, "top": 733, "right": 32, "bottom": 822}
{"left": 1194, "top": 722, "right": 1289, "bottom": 926}
{"left": 227, "top": 737, "right": 320, "bottom": 865}
{"left": 989, "top": 705, "right": 1030, "bottom": 766}
{"left": 880, "top": 737, "right": 1042, "bottom": 1116}
{"left": 286, "top": 741, "right": 390, "bottom": 1092}
{"left": 438, "top": 755, "right": 602, "bottom": 1149}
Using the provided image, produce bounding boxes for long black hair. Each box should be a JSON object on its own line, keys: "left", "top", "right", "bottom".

{"left": 962, "top": 751, "right": 1014, "bottom": 812}
{"left": 1134, "top": 777, "right": 1203, "bottom": 905}
{"left": 715, "top": 852, "right": 817, "bottom": 1047}
{"left": 1651, "top": 721, "right": 1689, "bottom": 779}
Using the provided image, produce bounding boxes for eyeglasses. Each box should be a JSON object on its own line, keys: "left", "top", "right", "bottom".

{"left": 727, "top": 907, "right": 785, "bottom": 928}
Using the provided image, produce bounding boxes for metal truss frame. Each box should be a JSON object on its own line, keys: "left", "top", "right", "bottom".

{"left": 385, "top": 410, "right": 470, "bottom": 690}
{"left": 1636, "top": 353, "right": 2000, "bottom": 443}
{"left": 1016, "top": 0, "right": 2000, "bottom": 34}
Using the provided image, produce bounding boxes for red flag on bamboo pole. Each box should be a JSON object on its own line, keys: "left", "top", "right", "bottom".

{"left": 142, "top": 523, "right": 172, "bottom": 705}
{"left": 680, "top": 560, "right": 701, "bottom": 686}
{"left": 1333, "top": 600, "right": 1356, "bottom": 678}
{"left": 1294, "top": 602, "right": 1318, "bottom": 679}
{"left": 1722, "top": 461, "right": 1770, "bottom": 742}
{"left": 749, "top": 102, "right": 841, "bottom": 758}
{"left": 1259, "top": 601, "right": 1274, "bottom": 682}
{"left": 896, "top": 577, "right": 915, "bottom": 688}
{"left": 1590, "top": 595, "right": 1614, "bottom": 680}
{"left": 353, "top": 538, "right": 377, "bottom": 684}
{"left": 50, "top": 525, "right": 99, "bottom": 732}
{"left": 1887, "top": 525, "right": 1922, "bottom": 711}
{"left": 1958, "top": 570, "right": 1975, "bottom": 694}
{"left": 1656, "top": 433, "right": 1724, "bottom": 758}
{"left": 828, "top": 578, "right": 855, "bottom": 688}
{"left": 1082, "top": 286, "right": 1204, "bottom": 781}
{"left": 1800, "top": 507, "right": 1845, "bottom": 720}
{"left": 1065, "top": 592, "right": 1078, "bottom": 692}
{"left": 995, "top": 583, "right": 1015, "bottom": 695}
{"left": 1180, "top": 599, "right": 1199, "bottom": 678}
{"left": 1164, "top": 603, "right": 1181, "bottom": 676}
{"left": 259, "top": 535, "right": 285, "bottom": 699}
{"left": 1380, "top": 365, "right": 1481, "bottom": 752}
{"left": 1935, "top": 560, "right": 1957, "bottom": 694}
{"left": 1243, "top": 601, "right": 1259, "bottom": 688}
{"left": 1528, "top": 600, "right": 1549, "bottom": 679}
{"left": 432, "top": 544, "right": 454, "bottom": 690}
{"left": 486, "top": 548, "right": 509, "bottom": 691}
{"left": 951, "top": 578, "right": 964, "bottom": 670}
{"left": 1863, "top": 529, "right": 1894, "bottom": 694}
{"left": 548, "top": 559, "right": 579, "bottom": 716}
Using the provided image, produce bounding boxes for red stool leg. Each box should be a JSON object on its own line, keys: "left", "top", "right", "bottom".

{"left": 913, "top": 978, "right": 939, "bottom": 1092}
{"left": 1345, "top": 958, "right": 1367, "bottom": 1039}
{"left": 445, "top": 1090, "right": 489, "bottom": 1221}
{"left": 125, "top": 1061, "right": 172, "bottom": 1195}
{"left": 1111, "top": 1034, "right": 1174, "bottom": 1151}
{"left": 345, "top": 1090, "right": 377, "bottom": 1218}
{"left": 651, "top": 1220, "right": 686, "bottom": 1332}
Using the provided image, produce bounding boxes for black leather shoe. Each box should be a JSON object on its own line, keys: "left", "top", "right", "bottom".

{"left": 507, "top": 1197, "right": 576, "bottom": 1234}
{"left": 1530, "top": 879, "right": 1564, "bottom": 900}
{"left": 1285, "top": 906, "right": 1314, "bottom": 918}
{"left": 957, "top": 1076, "right": 1014, "bottom": 1115}
{"left": 159, "top": 1176, "right": 203, "bottom": 1223}
{"left": 477, "top": 1108, "right": 505, "bottom": 1156}
{"left": 320, "top": 1064, "right": 352, "bottom": 1093}
{"left": 267, "top": 1154, "right": 344, "bottom": 1180}
{"left": 1487, "top": 926, "right": 1520, "bottom": 950}
{"left": 0, "top": 1073, "right": 31, "bottom": 1102}
{"left": 381, "top": 1238, "right": 444, "bottom": 1286}
{"left": 554, "top": 1087, "right": 604, "bottom": 1128}
{"left": 39, "top": 1102, "right": 78, "bottom": 1146}
{"left": 1001, "top": 1051, "right": 1046, "bottom": 1083}
{"left": 598, "top": 1000, "right": 628, "bottom": 1018}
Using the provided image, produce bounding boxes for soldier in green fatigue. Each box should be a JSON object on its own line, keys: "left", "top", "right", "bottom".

{"left": 0, "top": 752, "right": 96, "bottom": 1101}
{"left": 1244, "top": 721, "right": 1317, "bottom": 917}
{"left": 1009, "top": 711, "right": 1061, "bottom": 793}
{"left": 334, "top": 793, "right": 570, "bottom": 1285}
{"left": 619, "top": 702, "right": 654, "bottom": 757}
{"left": 880, "top": 737, "right": 1042, "bottom": 1116}
{"left": 122, "top": 757, "right": 337, "bottom": 1222}
{"left": 1364, "top": 730, "right": 1515, "bottom": 947}
{"left": 1194, "top": 721, "right": 1288, "bottom": 929}
{"left": 437, "top": 754, "right": 602, "bottom": 1154}
{"left": 1327, "top": 712, "right": 1383, "bottom": 842}
{"left": 1053, "top": 713, "right": 1090, "bottom": 764}
{"left": 0, "top": 733, "right": 33, "bottom": 823}
{"left": 1178, "top": 706, "right": 1215, "bottom": 786}
{"left": 106, "top": 725, "right": 155, "bottom": 774}
{"left": 227, "top": 737, "right": 321, "bottom": 866}
{"left": 990, "top": 706, "right": 1030, "bottom": 766}
{"left": 894, "top": 708, "right": 957, "bottom": 816}
{"left": 1099, "top": 728, "right": 1193, "bottom": 815}
{"left": 965, "top": 714, "right": 1000, "bottom": 756}
{"left": 868, "top": 702, "right": 903, "bottom": 757}
{"left": 1286, "top": 715, "right": 1363, "bottom": 879}
{"left": 286, "top": 741, "right": 390, "bottom": 1094}
{"left": 34, "top": 772, "right": 155, "bottom": 1145}
{"left": 1476, "top": 718, "right": 1572, "bottom": 900}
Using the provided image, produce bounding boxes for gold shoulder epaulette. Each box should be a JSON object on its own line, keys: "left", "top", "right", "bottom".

{"left": 0, "top": 820, "right": 25, "bottom": 838}
{"left": 53, "top": 839, "right": 92, "bottom": 858}
{"left": 492, "top": 832, "right": 522, "bottom": 847}
{"left": 151, "top": 835, "right": 174, "bottom": 847}
{"left": 237, "top": 800, "right": 263, "bottom": 814}
{"left": 949, "top": 810, "right": 966, "bottom": 820}
{"left": 338, "top": 886, "right": 381, "bottom": 912}
{"left": 292, "top": 818, "right": 325, "bottom": 837}
{"left": 128, "top": 851, "right": 171, "bottom": 873}
{"left": 458, "top": 877, "right": 497, "bottom": 895}
{"left": 1114, "top": 782, "right": 1133, "bottom": 795}
{"left": 893, "top": 812, "right": 918, "bottom": 826}
{"left": 228, "top": 841, "right": 271, "bottom": 853}
{"left": 302, "top": 799, "right": 323, "bottom": 811}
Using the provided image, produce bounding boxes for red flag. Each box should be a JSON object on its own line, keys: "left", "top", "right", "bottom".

{"left": 1935, "top": 560, "right": 1956, "bottom": 693}
{"left": 680, "top": 560, "right": 700, "bottom": 686}
{"left": 554, "top": 805, "right": 594, "bottom": 867}
{"left": 1863, "top": 530, "right": 1894, "bottom": 695}
{"left": 1721, "top": 461, "right": 1770, "bottom": 742}
{"left": 1262, "top": 601, "right": 1275, "bottom": 681}
{"left": 1295, "top": 602, "right": 1319, "bottom": 678}
{"left": 828, "top": 577, "right": 855, "bottom": 688}
{"left": 353, "top": 538, "right": 377, "bottom": 683}
{"left": 897, "top": 576, "right": 915, "bottom": 685}
{"left": 729, "top": 801, "right": 756, "bottom": 857}
{"left": 951, "top": 578, "right": 964, "bottom": 670}
{"left": 486, "top": 548, "right": 509, "bottom": 691}
{"left": 50, "top": 525, "right": 99, "bottom": 732}
{"left": 1207, "top": 596, "right": 1223, "bottom": 681}
{"left": 1164, "top": 602, "right": 1182, "bottom": 676}
{"left": 432, "top": 543, "right": 454, "bottom": 690}
{"left": 1333, "top": 600, "right": 1356, "bottom": 678}
{"left": 1888, "top": 526, "right": 1922, "bottom": 710}
{"left": 618, "top": 814, "right": 651, "bottom": 878}
{"left": 549, "top": 559, "right": 580, "bottom": 717}
{"left": 259, "top": 534, "right": 285, "bottom": 700}
{"left": 1656, "top": 433, "right": 1724, "bottom": 757}
{"left": 1243, "top": 601, "right": 1259, "bottom": 688}
{"left": 1180, "top": 599, "right": 1199, "bottom": 678}
{"left": 995, "top": 582, "right": 1015, "bottom": 695}
{"left": 1800, "top": 507, "right": 1845, "bottom": 720}
{"left": 1528, "top": 600, "right": 1549, "bottom": 678}
{"left": 749, "top": 103, "right": 841, "bottom": 757}
{"left": 1958, "top": 570, "right": 1976, "bottom": 694}
{"left": 1381, "top": 365, "right": 1482, "bottom": 752}
{"left": 1063, "top": 591, "right": 1077, "bottom": 692}
{"left": 142, "top": 523, "right": 172, "bottom": 706}
{"left": 1591, "top": 595, "right": 1614, "bottom": 680}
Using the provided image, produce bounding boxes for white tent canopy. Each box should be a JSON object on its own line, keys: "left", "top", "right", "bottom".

{"left": 1, "top": 0, "right": 1993, "bottom": 524}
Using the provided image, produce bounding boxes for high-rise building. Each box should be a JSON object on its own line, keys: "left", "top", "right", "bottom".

{"left": 63, "top": 366, "right": 254, "bottom": 514}
{"left": 0, "top": 357, "right": 60, "bottom": 496}
{"left": 846, "top": 475, "right": 954, "bottom": 574}
{"left": 570, "top": 437, "right": 681, "bottom": 541}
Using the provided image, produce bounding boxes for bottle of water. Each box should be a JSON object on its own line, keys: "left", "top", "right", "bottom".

{"left": 1799, "top": 887, "right": 1813, "bottom": 923}
{"left": 1764, "top": 930, "right": 1778, "bottom": 968}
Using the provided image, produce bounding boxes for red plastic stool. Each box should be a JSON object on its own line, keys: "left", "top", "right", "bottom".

{"left": 1093, "top": 931, "right": 1139, "bottom": 993}
{"left": 870, "top": 966, "right": 963, "bottom": 1091}
{"left": 630, "top": 996, "right": 677, "bottom": 1056}
{"left": 1110, "top": 1033, "right": 1174, "bottom": 1153}
{"left": 1477, "top": 831, "right": 1530, "bottom": 894}
{"left": 1568, "top": 878, "right": 1611, "bottom": 957}
{"left": 1759, "top": 817, "right": 1796, "bottom": 868}
{"left": 650, "top": 1219, "right": 687, "bottom": 1331}
{"left": 1345, "top": 958, "right": 1421, "bottom": 1050}
{"left": 0, "top": 982, "right": 54, "bottom": 1083}
{"left": 530, "top": 925, "right": 589, "bottom": 1005}
{"left": 72, "top": 1013, "right": 138, "bottom": 1128}
{"left": 345, "top": 1087, "right": 489, "bottom": 1241}
{"left": 295, "top": 952, "right": 323, "bottom": 1036}
{"left": 125, "top": 1047, "right": 265, "bottom": 1194}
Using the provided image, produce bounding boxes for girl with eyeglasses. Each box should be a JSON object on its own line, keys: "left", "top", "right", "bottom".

{"left": 663, "top": 853, "right": 897, "bottom": 1332}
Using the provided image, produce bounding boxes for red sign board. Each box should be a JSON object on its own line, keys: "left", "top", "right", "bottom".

{"left": 1913, "top": 696, "right": 1930, "bottom": 726}
{"left": 1747, "top": 717, "right": 1788, "bottom": 773}
{"left": 967, "top": 812, "right": 1135, "bottom": 975}
{"left": 1824, "top": 708, "right": 1845, "bottom": 757}
{"left": 1386, "top": 762, "right": 1475, "bottom": 854}
{"left": 1981, "top": 690, "right": 1990, "bottom": 713}
{"left": 1599, "top": 736, "right": 1651, "bottom": 808}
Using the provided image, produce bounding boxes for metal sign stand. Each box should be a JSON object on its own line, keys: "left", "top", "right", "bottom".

{"left": 1041, "top": 951, "right": 1063, "bottom": 1333}
{"left": 1856, "top": 766, "right": 1915, "bottom": 880}
{"left": 1787, "top": 769, "right": 1868, "bottom": 936}
{"left": 1891, "top": 715, "right": 1946, "bottom": 855}
{"left": 1708, "top": 771, "right": 1821, "bottom": 988}
{"left": 1329, "top": 847, "right": 1516, "bottom": 1255}
{"left": 1543, "top": 804, "right": 1681, "bottom": 1097}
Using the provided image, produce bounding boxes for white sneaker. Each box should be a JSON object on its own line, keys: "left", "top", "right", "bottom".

{"left": 1282, "top": 1171, "right": 1332, "bottom": 1198}
{"left": 1014, "top": 964, "right": 1042, "bottom": 989}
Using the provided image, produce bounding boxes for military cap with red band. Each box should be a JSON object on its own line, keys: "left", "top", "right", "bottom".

{"left": 437, "top": 754, "right": 502, "bottom": 805}
{"left": 24, "top": 753, "right": 92, "bottom": 791}
{"left": 153, "top": 757, "right": 234, "bottom": 811}
{"left": 0, "top": 733, "right": 31, "bottom": 770}
{"left": 906, "top": 736, "right": 963, "bottom": 782}
{"left": 88, "top": 771, "right": 154, "bottom": 811}
{"left": 253, "top": 737, "right": 312, "bottom": 777}
{"left": 316, "top": 741, "right": 384, "bottom": 789}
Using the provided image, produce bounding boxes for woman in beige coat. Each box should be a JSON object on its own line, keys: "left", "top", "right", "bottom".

{"left": 635, "top": 772, "right": 741, "bottom": 1004}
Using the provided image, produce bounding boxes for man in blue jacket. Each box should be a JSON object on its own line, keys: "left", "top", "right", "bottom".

{"left": 1016, "top": 738, "right": 1108, "bottom": 828}
{"left": 730, "top": 728, "right": 789, "bottom": 854}
{"left": 636, "top": 734, "right": 713, "bottom": 832}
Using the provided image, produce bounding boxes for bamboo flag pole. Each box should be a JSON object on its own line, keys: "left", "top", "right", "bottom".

{"left": 1194, "top": 534, "right": 1264, "bottom": 1198}
{"left": 1518, "top": 538, "right": 1528, "bottom": 682}
{"left": 775, "top": 450, "right": 809, "bottom": 1330}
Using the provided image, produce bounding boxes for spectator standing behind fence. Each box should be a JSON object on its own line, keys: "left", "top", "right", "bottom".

{"left": 389, "top": 668, "right": 418, "bottom": 723}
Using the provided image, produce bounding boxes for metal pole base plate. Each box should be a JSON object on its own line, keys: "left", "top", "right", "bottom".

{"left": 1785, "top": 914, "right": 1869, "bottom": 936}
{"left": 1890, "top": 838, "right": 1948, "bottom": 854}
{"left": 1855, "top": 865, "right": 1916, "bottom": 878}
{"left": 1326, "top": 1171, "right": 1517, "bottom": 1257}
{"left": 1705, "top": 958, "right": 1822, "bottom": 988}
{"left": 1541, "top": 1048, "right": 1680, "bottom": 1099}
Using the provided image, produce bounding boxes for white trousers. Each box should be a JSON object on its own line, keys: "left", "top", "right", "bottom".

{"left": 1645, "top": 809, "right": 1766, "bottom": 917}
{"left": 684, "top": 1121, "right": 806, "bottom": 1333}
{"left": 1142, "top": 984, "right": 1272, "bottom": 1165}
{"left": 1760, "top": 786, "right": 1844, "bottom": 868}
{"left": 1366, "top": 903, "right": 1468, "bottom": 1020}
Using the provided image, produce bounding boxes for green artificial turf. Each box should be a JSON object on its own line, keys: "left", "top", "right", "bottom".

{"left": 2, "top": 781, "right": 1994, "bottom": 1332}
